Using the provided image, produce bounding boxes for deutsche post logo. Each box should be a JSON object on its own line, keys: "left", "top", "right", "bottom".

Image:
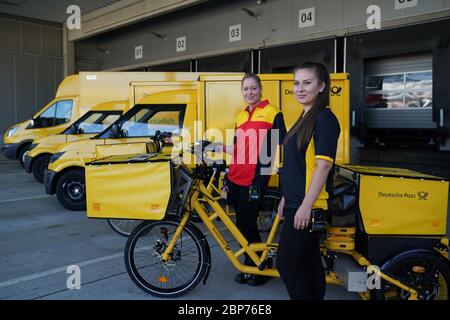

{"left": 417, "top": 191, "right": 428, "bottom": 200}
{"left": 330, "top": 86, "right": 342, "bottom": 96}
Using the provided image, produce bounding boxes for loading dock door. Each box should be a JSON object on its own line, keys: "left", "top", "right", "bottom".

{"left": 433, "top": 48, "right": 450, "bottom": 137}
{"left": 197, "top": 51, "right": 252, "bottom": 72}
{"left": 364, "top": 53, "right": 435, "bottom": 129}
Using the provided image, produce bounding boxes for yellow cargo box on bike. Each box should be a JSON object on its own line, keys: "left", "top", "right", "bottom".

{"left": 336, "top": 164, "right": 449, "bottom": 236}
{"left": 86, "top": 153, "right": 174, "bottom": 220}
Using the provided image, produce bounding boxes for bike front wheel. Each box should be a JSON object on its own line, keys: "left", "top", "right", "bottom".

{"left": 124, "top": 217, "right": 210, "bottom": 298}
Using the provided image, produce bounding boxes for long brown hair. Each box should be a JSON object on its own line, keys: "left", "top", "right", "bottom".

{"left": 283, "top": 62, "right": 330, "bottom": 150}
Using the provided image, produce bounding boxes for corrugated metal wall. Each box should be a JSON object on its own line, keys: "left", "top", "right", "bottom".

{"left": 0, "top": 14, "right": 63, "bottom": 133}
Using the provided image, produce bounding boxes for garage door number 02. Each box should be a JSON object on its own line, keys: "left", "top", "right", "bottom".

{"left": 176, "top": 36, "right": 186, "bottom": 52}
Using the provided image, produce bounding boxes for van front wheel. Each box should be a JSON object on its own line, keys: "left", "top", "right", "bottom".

{"left": 32, "top": 154, "right": 51, "bottom": 183}
{"left": 18, "top": 144, "right": 30, "bottom": 169}
{"left": 56, "top": 169, "right": 86, "bottom": 211}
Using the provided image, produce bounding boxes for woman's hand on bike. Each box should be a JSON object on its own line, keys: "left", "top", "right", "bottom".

{"left": 222, "top": 144, "right": 233, "bottom": 155}
{"left": 294, "top": 202, "right": 312, "bottom": 230}
{"left": 277, "top": 196, "right": 285, "bottom": 220}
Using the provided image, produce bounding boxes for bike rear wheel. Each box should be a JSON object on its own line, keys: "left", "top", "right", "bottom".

{"left": 107, "top": 219, "right": 141, "bottom": 237}
{"left": 371, "top": 251, "right": 450, "bottom": 300}
{"left": 124, "top": 217, "right": 210, "bottom": 298}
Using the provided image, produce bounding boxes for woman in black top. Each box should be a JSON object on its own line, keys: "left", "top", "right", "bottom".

{"left": 276, "top": 62, "right": 340, "bottom": 300}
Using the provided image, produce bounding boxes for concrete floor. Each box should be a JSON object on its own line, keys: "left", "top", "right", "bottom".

{"left": 0, "top": 152, "right": 447, "bottom": 301}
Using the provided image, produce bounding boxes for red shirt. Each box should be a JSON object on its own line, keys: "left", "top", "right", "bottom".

{"left": 228, "top": 100, "right": 286, "bottom": 186}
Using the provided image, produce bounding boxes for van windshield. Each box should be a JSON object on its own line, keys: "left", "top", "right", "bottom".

{"left": 95, "top": 104, "right": 186, "bottom": 139}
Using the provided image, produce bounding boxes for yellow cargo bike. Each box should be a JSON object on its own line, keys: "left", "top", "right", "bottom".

{"left": 85, "top": 133, "right": 449, "bottom": 299}
{"left": 84, "top": 74, "right": 449, "bottom": 299}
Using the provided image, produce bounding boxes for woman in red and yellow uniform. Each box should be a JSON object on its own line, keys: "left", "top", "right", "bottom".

{"left": 223, "top": 73, "right": 286, "bottom": 286}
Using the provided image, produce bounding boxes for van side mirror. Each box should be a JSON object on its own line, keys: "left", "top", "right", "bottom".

{"left": 30, "top": 114, "right": 35, "bottom": 128}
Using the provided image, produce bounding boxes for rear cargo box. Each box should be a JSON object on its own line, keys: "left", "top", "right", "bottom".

{"left": 86, "top": 153, "right": 173, "bottom": 220}
{"left": 335, "top": 164, "right": 449, "bottom": 236}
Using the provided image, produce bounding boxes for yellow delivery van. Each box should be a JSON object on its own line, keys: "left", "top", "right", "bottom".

{"left": 2, "top": 71, "right": 214, "bottom": 167}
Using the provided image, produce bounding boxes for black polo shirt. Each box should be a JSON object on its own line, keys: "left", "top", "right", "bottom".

{"left": 280, "top": 108, "right": 340, "bottom": 210}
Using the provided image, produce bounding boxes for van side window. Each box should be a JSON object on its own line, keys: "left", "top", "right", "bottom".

{"left": 78, "top": 112, "right": 121, "bottom": 133}
{"left": 147, "top": 111, "right": 180, "bottom": 135}
{"left": 36, "top": 103, "right": 57, "bottom": 128}
{"left": 120, "top": 106, "right": 184, "bottom": 137}
{"left": 34, "top": 100, "right": 73, "bottom": 128}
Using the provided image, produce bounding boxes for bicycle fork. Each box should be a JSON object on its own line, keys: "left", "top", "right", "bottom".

{"left": 160, "top": 213, "right": 190, "bottom": 262}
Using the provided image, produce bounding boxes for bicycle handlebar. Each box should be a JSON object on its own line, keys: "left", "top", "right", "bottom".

{"left": 152, "top": 130, "right": 173, "bottom": 152}
{"left": 186, "top": 140, "right": 227, "bottom": 176}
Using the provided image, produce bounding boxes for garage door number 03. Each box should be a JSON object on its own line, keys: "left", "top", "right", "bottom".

{"left": 229, "top": 24, "right": 241, "bottom": 42}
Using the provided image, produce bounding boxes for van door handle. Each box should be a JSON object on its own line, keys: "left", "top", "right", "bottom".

{"left": 440, "top": 109, "right": 444, "bottom": 127}
{"left": 351, "top": 110, "right": 356, "bottom": 127}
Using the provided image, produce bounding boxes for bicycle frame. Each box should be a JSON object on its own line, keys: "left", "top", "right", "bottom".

{"left": 161, "top": 166, "right": 343, "bottom": 284}
{"left": 159, "top": 164, "right": 427, "bottom": 299}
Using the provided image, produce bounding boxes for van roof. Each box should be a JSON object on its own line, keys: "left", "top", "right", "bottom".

{"left": 55, "top": 74, "right": 79, "bottom": 98}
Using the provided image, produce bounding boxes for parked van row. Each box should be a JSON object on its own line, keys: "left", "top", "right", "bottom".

{"left": 2, "top": 71, "right": 207, "bottom": 167}
{"left": 3, "top": 72, "right": 349, "bottom": 210}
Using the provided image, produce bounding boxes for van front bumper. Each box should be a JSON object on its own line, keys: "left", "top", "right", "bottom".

{"left": 2, "top": 143, "right": 19, "bottom": 160}
{"left": 44, "top": 169, "right": 57, "bottom": 195}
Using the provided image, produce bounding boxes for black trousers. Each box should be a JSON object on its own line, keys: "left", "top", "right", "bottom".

{"left": 276, "top": 208, "right": 326, "bottom": 300}
{"left": 228, "top": 181, "right": 265, "bottom": 266}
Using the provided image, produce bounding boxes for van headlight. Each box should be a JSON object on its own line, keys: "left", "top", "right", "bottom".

{"left": 49, "top": 152, "right": 65, "bottom": 163}
{"left": 6, "top": 126, "right": 19, "bottom": 136}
